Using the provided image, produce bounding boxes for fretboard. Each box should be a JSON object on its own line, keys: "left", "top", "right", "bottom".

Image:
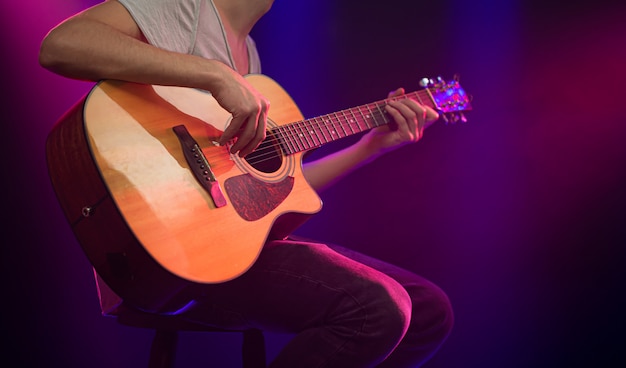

{"left": 272, "top": 90, "right": 435, "bottom": 155}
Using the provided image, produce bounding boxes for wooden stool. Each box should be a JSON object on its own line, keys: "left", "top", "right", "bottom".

{"left": 115, "top": 305, "right": 266, "bottom": 368}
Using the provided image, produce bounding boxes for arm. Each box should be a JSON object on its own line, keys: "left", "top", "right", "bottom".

{"left": 39, "top": 0, "right": 267, "bottom": 156}
{"left": 303, "top": 88, "right": 439, "bottom": 192}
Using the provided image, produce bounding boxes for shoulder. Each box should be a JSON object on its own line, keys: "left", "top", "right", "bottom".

{"left": 117, "top": 0, "right": 204, "bottom": 53}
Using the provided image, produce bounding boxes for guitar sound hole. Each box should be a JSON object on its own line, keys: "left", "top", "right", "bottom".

{"left": 244, "top": 134, "right": 283, "bottom": 173}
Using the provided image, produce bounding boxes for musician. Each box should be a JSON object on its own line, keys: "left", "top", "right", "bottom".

{"left": 40, "top": 1, "right": 453, "bottom": 366}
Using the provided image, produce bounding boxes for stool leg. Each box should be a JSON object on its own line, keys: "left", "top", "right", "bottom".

{"left": 242, "top": 329, "right": 266, "bottom": 368}
{"left": 149, "top": 330, "right": 178, "bottom": 368}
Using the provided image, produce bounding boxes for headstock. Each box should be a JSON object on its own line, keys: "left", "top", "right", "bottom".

{"left": 421, "top": 75, "right": 472, "bottom": 123}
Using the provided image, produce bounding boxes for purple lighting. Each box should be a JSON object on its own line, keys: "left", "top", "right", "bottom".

{"left": 3, "top": 1, "right": 625, "bottom": 367}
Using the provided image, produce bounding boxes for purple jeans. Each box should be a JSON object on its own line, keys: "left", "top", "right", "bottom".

{"left": 179, "top": 237, "right": 454, "bottom": 367}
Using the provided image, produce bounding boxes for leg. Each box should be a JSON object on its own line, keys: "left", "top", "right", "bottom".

{"left": 326, "top": 243, "right": 454, "bottom": 368}
{"left": 179, "top": 239, "right": 412, "bottom": 367}
{"left": 148, "top": 330, "right": 178, "bottom": 368}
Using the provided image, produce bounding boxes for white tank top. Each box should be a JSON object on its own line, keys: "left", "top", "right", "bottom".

{"left": 118, "top": 0, "right": 262, "bottom": 74}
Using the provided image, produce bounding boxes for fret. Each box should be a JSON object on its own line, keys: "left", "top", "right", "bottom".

{"left": 303, "top": 119, "right": 322, "bottom": 148}
{"left": 345, "top": 109, "right": 357, "bottom": 134}
{"left": 287, "top": 122, "right": 305, "bottom": 152}
{"left": 312, "top": 120, "right": 324, "bottom": 147}
{"left": 363, "top": 104, "right": 377, "bottom": 130}
{"left": 270, "top": 126, "right": 283, "bottom": 154}
{"left": 312, "top": 116, "right": 328, "bottom": 144}
{"left": 333, "top": 112, "right": 348, "bottom": 138}
{"left": 286, "top": 125, "right": 300, "bottom": 154}
{"left": 323, "top": 115, "right": 334, "bottom": 138}
{"left": 296, "top": 121, "right": 314, "bottom": 150}
{"left": 357, "top": 107, "right": 368, "bottom": 131}
{"left": 338, "top": 110, "right": 351, "bottom": 136}
{"left": 287, "top": 124, "right": 304, "bottom": 152}
{"left": 355, "top": 106, "right": 369, "bottom": 132}
{"left": 418, "top": 90, "right": 436, "bottom": 109}
{"left": 413, "top": 91, "right": 424, "bottom": 105}
{"left": 331, "top": 117, "right": 342, "bottom": 140}
{"left": 322, "top": 115, "right": 337, "bottom": 142}
{"left": 279, "top": 124, "right": 291, "bottom": 154}
{"left": 372, "top": 103, "right": 389, "bottom": 127}
{"left": 290, "top": 121, "right": 304, "bottom": 150}
{"left": 276, "top": 125, "right": 295, "bottom": 155}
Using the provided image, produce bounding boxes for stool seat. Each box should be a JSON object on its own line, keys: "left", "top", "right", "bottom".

{"left": 114, "top": 305, "right": 266, "bottom": 368}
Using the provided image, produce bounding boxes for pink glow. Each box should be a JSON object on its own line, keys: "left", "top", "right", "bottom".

{"left": 4, "top": 1, "right": 625, "bottom": 367}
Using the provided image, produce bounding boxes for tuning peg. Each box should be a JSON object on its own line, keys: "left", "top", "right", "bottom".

{"left": 442, "top": 112, "right": 467, "bottom": 124}
{"left": 419, "top": 78, "right": 434, "bottom": 87}
{"left": 435, "top": 76, "right": 447, "bottom": 88}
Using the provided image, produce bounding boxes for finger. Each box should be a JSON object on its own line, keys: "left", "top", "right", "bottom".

{"left": 237, "top": 99, "right": 269, "bottom": 157}
{"left": 401, "top": 99, "right": 432, "bottom": 135}
{"left": 387, "top": 100, "right": 420, "bottom": 139}
{"left": 388, "top": 87, "right": 405, "bottom": 98}
{"left": 424, "top": 105, "right": 439, "bottom": 122}
{"left": 238, "top": 116, "right": 267, "bottom": 157}
{"left": 384, "top": 105, "right": 402, "bottom": 133}
{"left": 219, "top": 114, "right": 246, "bottom": 146}
{"left": 229, "top": 113, "right": 259, "bottom": 155}
{"left": 385, "top": 102, "right": 416, "bottom": 140}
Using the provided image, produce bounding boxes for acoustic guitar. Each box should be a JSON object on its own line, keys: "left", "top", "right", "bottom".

{"left": 46, "top": 74, "right": 471, "bottom": 312}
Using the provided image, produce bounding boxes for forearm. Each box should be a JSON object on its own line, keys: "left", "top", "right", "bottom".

{"left": 39, "top": 1, "right": 270, "bottom": 157}
{"left": 303, "top": 93, "right": 441, "bottom": 192}
{"left": 303, "top": 138, "right": 382, "bottom": 192}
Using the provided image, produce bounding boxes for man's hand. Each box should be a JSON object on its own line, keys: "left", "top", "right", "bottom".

{"left": 360, "top": 88, "right": 439, "bottom": 156}
{"left": 210, "top": 65, "right": 270, "bottom": 157}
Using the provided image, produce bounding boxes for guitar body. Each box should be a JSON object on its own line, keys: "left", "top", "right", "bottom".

{"left": 47, "top": 75, "right": 322, "bottom": 312}
{"left": 47, "top": 73, "right": 470, "bottom": 312}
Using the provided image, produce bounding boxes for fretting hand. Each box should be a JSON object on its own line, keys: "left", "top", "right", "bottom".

{"left": 360, "top": 88, "right": 439, "bottom": 157}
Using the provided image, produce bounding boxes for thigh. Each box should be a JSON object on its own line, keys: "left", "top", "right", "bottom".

{"left": 177, "top": 237, "right": 409, "bottom": 332}
{"left": 322, "top": 239, "right": 455, "bottom": 367}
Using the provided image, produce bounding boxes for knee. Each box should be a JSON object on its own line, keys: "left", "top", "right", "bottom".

{"left": 358, "top": 279, "right": 413, "bottom": 354}
{"left": 407, "top": 281, "right": 454, "bottom": 346}
{"left": 373, "top": 283, "right": 453, "bottom": 367}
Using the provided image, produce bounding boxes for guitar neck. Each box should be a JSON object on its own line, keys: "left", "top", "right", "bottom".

{"left": 272, "top": 90, "right": 435, "bottom": 155}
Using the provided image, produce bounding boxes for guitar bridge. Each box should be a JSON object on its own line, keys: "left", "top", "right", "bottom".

{"left": 172, "top": 125, "right": 227, "bottom": 208}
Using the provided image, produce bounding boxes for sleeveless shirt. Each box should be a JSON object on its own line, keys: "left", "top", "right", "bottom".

{"left": 118, "top": 0, "right": 261, "bottom": 73}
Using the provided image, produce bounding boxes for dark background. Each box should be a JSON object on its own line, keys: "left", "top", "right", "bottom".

{"left": 2, "top": 1, "right": 625, "bottom": 367}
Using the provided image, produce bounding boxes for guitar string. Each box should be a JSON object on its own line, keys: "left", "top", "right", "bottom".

{"left": 239, "top": 91, "right": 434, "bottom": 167}
{"left": 238, "top": 102, "right": 387, "bottom": 166}
{"left": 235, "top": 91, "right": 430, "bottom": 167}
{"left": 201, "top": 90, "right": 435, "bottom": 167}
{"left": 240, "top": 85, "right": 471, "bottom": 167}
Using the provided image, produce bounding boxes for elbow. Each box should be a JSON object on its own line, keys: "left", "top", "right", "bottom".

{"left": 38, "top": 40, "right": 55, "bottom": 71}
{"left": 39, "top": 30, "right": 65, "bottom": 73}
{"left": 39, "top": 25, "right": 88, "bottom": 79}
{"left": 39, "top": 16, "right": 107, "bottom": 82}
